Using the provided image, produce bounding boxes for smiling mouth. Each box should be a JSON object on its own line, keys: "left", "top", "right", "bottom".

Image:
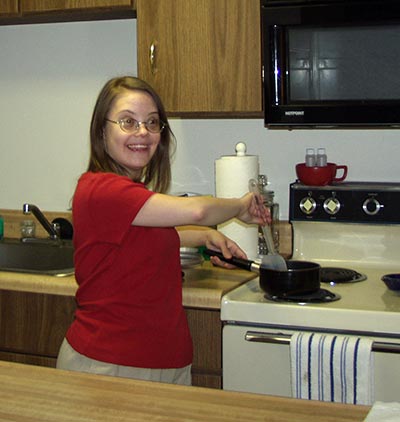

{"left": 127, "top": 144, "right": 149, "bottom": 151}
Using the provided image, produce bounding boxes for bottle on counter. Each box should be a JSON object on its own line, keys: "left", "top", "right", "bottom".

{"left": 20, "top": 220, "right": 36, "bottom": 238}
{"left": 305, "top": 148, "right": 316, "bottom": 167}
{"left": 0, "top": 215, "right": 3, "bottom": 240}
{"left": 258, "top": 175, "right": 280, "bottom": 254}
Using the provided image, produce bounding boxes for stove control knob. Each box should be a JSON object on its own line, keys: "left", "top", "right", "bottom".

{"left": 323, "top": 197, "right": 341, "bottom": 215}
{"left": 362, "top": 197, "right": 383, "bottom": 215}
{"left": 299, "top": 196, "right": 317, "bottom": 215}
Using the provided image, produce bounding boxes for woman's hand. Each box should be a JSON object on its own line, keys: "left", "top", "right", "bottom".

{"left": 204, "top": 229, "right": 247, "bottom": 269}
{"left": 236, "top": 192, "right": 271, "bottom": 226}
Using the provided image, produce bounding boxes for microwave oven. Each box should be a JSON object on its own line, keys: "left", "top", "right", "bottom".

{"left": 261, "top": 0, "right": 400, "bottom": 128}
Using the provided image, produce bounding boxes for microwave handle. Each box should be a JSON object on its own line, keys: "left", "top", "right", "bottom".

{"left": 244, "top": 331, "right": 400, "bottom": 354}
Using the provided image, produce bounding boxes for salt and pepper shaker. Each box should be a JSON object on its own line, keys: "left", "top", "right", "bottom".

{"left": 316, "top": 148, "right": 327, "bottom": 167}
{"left": 305, "top": 148, "right": 327, "bottom": 167}
{"left": 305, "top": 148, "right": 316, "bottom": 167}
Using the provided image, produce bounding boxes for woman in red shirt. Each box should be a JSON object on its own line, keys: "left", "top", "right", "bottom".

{"left": 56, "top": 76, "right": 268, "bottom": 385}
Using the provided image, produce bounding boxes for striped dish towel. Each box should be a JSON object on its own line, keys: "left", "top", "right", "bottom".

{"left": 290, "top": 332, "right": 374, "bottom": 405}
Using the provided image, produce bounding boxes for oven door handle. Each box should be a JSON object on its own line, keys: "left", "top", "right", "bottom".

{"left": 245, "top": 331, "right": 400, "bottom": 354}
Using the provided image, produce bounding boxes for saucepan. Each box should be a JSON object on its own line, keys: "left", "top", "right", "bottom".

{"left": 204, "top": 249, "right": 320, "bottom": 297}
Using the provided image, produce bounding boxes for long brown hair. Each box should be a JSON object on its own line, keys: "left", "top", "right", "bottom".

{"left": 87, "top": 76, "right": 175, "bottom": 193}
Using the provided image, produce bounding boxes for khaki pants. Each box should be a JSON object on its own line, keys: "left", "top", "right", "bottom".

{"left": 56, "top": 338, "right": 192, "bottom": 386}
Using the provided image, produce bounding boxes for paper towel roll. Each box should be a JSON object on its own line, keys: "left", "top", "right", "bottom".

{"left": 215, "top": 142, "right": 259, "bottom": 260}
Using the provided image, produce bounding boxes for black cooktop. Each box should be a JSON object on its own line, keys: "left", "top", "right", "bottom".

{"left": 320, "top": 267, "right": 367, "bottom": 284}
{"left": 265, "top": 288, "right": 341, "bottom": 304}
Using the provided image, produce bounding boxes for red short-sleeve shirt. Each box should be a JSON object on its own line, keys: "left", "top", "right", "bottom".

{"left": 66, "top": 172, "right": 192, "bottom": 368}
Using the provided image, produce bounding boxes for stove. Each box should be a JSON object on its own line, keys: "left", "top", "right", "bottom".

{"left": 222, "top": 262, "right": 400, "bottom": 333}
{"left": 221, "top": 182, "right": 400, "bottom": 401}
{"left": 223, "top": 182, "right": 400, "bottom": 334}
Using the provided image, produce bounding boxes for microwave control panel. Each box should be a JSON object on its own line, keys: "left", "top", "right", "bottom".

{"left": 289, "top": 182, "right": 400, "bottom": 224}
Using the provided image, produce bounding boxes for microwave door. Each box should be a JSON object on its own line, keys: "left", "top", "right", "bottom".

{"left": 289, "top": 28, "right": 345, "bottom": 102}
{"left": 288, "top": 26, "right": 400, "bottom": 103}
{"left": 262, "top": 0, "right": 400, "bottom": 127}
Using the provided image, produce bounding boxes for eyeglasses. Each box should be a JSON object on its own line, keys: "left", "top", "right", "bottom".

{"left": 105, "top": 117, "right": 166, "bottom": 134}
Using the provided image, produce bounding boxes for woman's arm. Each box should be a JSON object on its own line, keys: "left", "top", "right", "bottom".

{"left": 177, "top": 226, "right": 248, "bottom": 269}
{"left": 176, "top": 226, "right": 212, "bottom": 248}
{"left": 132, "top": 192, "right": 268, "bottom": 228}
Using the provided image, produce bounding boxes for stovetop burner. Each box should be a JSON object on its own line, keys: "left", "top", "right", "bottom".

{"left": 320, "top": 267, "right": 367, "bottom": 284}
{"left": 265, "top": 288, "right": 341, "bottom": 304}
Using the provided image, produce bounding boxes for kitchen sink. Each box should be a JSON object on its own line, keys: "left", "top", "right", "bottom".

{"left": 0, "top": 238, "right": 74, "bottom": 277}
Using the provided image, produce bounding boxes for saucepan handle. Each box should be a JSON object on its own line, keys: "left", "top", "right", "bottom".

{"left": 203, "top": 248, "right": 254, "bottom": 271}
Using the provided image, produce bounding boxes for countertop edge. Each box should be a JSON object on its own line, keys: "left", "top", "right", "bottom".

{"left": 0, "top": 262, "right": 256, "bottom": 308}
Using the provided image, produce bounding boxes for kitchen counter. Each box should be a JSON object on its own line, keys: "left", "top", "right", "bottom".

{"left": 0, "top": 262, "right": 253, "bottom": 386}
{"left": 0, "top": 361, "right": 370, "bottom": 421}
{"left": 0, "top": 261, "right": 256, "bottom": 309}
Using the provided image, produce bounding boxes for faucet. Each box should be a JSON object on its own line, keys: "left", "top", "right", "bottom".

{"left": 22, "top": 203, "right": 59, "bottom": 240}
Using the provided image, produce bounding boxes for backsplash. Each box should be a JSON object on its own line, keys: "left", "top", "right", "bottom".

{"left": 0, "top": 209, "right": 72, "bottom": 240}
{"left": 0, "top": 209, "right": 293, "bottom": 257}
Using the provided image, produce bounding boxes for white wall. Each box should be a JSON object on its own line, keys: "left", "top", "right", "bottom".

{"left": 169, "top": 120, "right": 400, "bottom": 219}
{"left": 0, "top": 19, "right": 137, "bottom": 211}
{"left": 1, "top": 19, "right": 400, "bottom": 219}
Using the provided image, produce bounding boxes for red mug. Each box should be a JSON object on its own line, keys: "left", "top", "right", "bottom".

{"left": 296, "top": 162, "right": 348, "bottom": 186}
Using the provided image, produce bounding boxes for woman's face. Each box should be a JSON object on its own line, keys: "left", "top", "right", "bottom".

{"left": 104, "top": 90, "right": 161, "bottom": 178}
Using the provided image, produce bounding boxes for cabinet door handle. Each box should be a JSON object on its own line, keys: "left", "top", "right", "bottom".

{"left": 245, "top": 331, "right": 400, "bottom": 354}
{"left": 149, "top": 41, "right": 158, "bottom": 75}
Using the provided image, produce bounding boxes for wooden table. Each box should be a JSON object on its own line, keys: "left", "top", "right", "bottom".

{"left": 0, "top": 361, "right": 371, "bottom": 421}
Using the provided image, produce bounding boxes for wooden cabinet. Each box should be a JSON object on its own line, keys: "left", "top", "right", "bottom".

{"left": 1, "top": 0, "right": 262, "bottom": 117}
{"left": 20, "top": 0, "right": 134, "bottom": 13}
{"left": 0, "top": 289, "right": 223, "bottom": 389}
{"left": 185, "top": 307, "right": 222, "bottom": 389}
{"left": 0, "top": 290, "right": 76, "bottom": 367}
{"left": 0, "top": 1, "right": 19, "bottom": 16}
{"left": 136, "top": 0, "right": 262, "bottom": 117}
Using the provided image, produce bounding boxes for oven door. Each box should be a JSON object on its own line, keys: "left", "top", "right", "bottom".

{"left": 223, "top": 324, "right": 400, "bottom": 402}
{"left": 262, "top": 0, "right": 400, "bottom": 127}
